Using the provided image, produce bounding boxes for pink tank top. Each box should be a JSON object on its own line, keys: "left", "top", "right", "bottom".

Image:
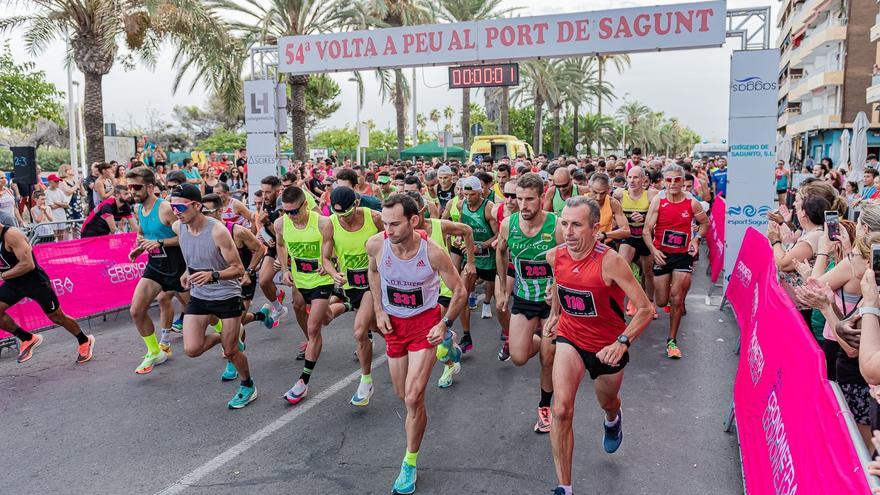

{"left": 378, "top": 231, "right": 440, "bottom": 318}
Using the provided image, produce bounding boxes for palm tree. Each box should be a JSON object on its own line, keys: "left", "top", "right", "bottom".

{"left": 513, "top": 60, "right": 560, "bottom": 155}
{"left": 416, "top": 112, "right": 427, "bottom": 134}
{"left": 579, "top": 113, "right": 617, "bottom": 155}
{"left": 443, "top": 105, "right": 455, "bottom": 132}
{"left": 429, "top": 108, "right": 441, "bottom": 133}
{"left": 201, "top": 0, "right": 352, "bottom": 161}
{"left": 1, "top": 0, "right": 221, "bottom": 164}
{"left": 595, "top": 54, "right": 630, "bottom": 119}
{"left": 560, "top": 57, "right": 611, "bottom": 154}
{"left": 616, "top": 99, "right": 650, "bottom": 152}
{"left": 438, "top": 0, "right": 519, "bottom": 149}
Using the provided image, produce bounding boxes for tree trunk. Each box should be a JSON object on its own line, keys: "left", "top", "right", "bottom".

{"left": 289, "top": 74, "right": 309, "bottom": 161}
{"left": 533, "top": 95, "right": 544, "bottom": 154}
{"left": 462, "top": 88, "right": 470, "bottom": 150}
{"left": 83, "top": 71, "right": 105, "bottom": 164}
{"left": 552, "top": 107, "right": 561, "bottom": 157}
{"left": 597, "top": 59, "right": 603, "bottom": 155}
{"left": 572, "top": 103, "right": 580, "bottom": 154}
{"left": 394, "top": 70, "right": 406, "bottom": 154}
{"left": 501, "top": 87, "right": 510, "bottom": 134}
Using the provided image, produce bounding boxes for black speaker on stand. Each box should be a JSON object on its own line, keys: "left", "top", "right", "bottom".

{"left": 10, "top": 146, "right": 37, "bottom": 185}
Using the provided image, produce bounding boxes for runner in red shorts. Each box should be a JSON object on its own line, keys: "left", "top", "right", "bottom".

{"left": 366, "top": 193, "right": 466, "bottom": 495}
{"left": 544, "top": 196, "right": 653, "bottom": 495}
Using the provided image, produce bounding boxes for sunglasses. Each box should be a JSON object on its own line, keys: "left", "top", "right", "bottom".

{"left": 283, "top": 204, "right": 304, "bottom": 216}
{"left": 614, "top": 168, "right": 625, "bottom": 173}
{"left": 664, "top": 177, "right": 684, "bottom": 183}
{"left": 334, "top": 204, "right": 356, "bottom": 216}
{"left": 127, "top": 184, "right": 145, "bottom": 191}
{"left": 201, "top": 207, "right": 219, "bottom": 214}
{"left": 170, "top": 200, "right": 197, "bottom": 214}
{"left": 504, "top": 192, "right": 518, "bottom": 199}
{"left": 554, "top": 182, "right": 571, "bottom": 189}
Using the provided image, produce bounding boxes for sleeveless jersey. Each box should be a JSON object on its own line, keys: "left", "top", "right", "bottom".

{"left": 429, "top": 219, "right": 453, "bottom": 299}
{"left": 552, "top": 184, "right": 579, "bottom": 215}
{"left": 448, "top": 196, "right": 462, "bottom": 222}
{"left": 225, "top": 222, "right": 252, "bottom": 271}
{"left": 508, "top": 212, "right": 557, "bottom": 301}
{"left": 620, "top": 190, "right": 649, "bottom": 237}
{"left": 461, "top": 197, "right": 495, "bottom": 270}
{"left": 330, "top": 208, "right": 378, "bottom": 290}
{"left": 554, "top": 243, "right": 626, "bottom": 352}
{"left": 179, "top": 217, "right": 241, "bottom": 301}
{"left": 378, "top": 231, "right": 440, "bottom": 318}
{"left": 597, "top": 195, "right": 613, "bottom": 233}
{"left": 222, "top": 198, "right": 250, "bottom": 228}
{"left": 137, "top": 198, "right": 175, "bottom": 241}
{"left": 282, "top": 212, "right": 333, "bottom": 289}
{"left": 0, "top": 226, "right": 48, "bottom": 287}
{"left": 652, "top": 192, "right": 693, "bottom": 254}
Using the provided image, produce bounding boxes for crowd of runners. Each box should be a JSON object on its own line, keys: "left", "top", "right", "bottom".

{"left": 0, "top": 149, "right": 727, "bottom": 495}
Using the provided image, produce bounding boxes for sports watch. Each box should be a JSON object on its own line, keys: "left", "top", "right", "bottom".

{"left": 616, "top": 334, "right": 631, "bottom": 347}
{"left": 211, "top": 270, "right": 220, "bottom": 283}
{"left": 442, "top": 316, "right": 454, "bottom": 330}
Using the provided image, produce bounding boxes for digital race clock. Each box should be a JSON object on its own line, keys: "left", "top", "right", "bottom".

{"left": 448, "top": 64, "right": 519, "bottom": 89}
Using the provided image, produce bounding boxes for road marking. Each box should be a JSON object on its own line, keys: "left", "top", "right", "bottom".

{"left": 155, "top": 354, "right": 389, "bottom": 495}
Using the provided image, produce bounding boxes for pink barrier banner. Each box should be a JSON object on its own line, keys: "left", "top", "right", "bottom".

{"left": 707, "top": 196, "right": 725, "bottom": 283}
{"left": 726, "top": 227, "right": 871, "bottom": 495}
{"left": 0, "top": 234, "right": 146, "bottom": 338}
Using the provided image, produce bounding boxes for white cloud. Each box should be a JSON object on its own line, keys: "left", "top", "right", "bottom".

{"left": 4, "top": 0, "right": 777, "bottom": 143}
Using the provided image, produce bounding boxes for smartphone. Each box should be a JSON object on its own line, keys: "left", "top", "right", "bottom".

{"left": 873, "top": 244, "right": 880, "bottom": 285}
{"left": 825, "top": 210, "right": 840, "bottom": 241}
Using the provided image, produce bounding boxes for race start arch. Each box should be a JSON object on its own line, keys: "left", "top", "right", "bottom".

{"left": 244, "top": 1, "right": 776, "bottom": 291}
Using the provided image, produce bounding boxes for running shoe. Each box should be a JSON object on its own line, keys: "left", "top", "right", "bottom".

{"left": 534, "top": 406, "right": 552, "bottom": 434}
{"left": 481, "top": 302, "right": 492, "bottom": 319}
{"left": 296, "top": 341, "right": 307, "bottom": 361}
{"left": 221, "top": 361, "right": 238, "bottom": 381}
{"left": 666, "top": 339, "right": 682, "bottom": 359}
{"left": 459, "top": 333, "right": 474, "bottom": 354}
{"left": 75, "top": 335, "right": 95, "bottom": 364}
{"left": 211, "top": 320, "right": 223, "bottom": 334}
{"left": 603, "top": 412, "right": 623, "bottom": 453}
{"left": 159, "top": 342, "right": 172, "bottom": 357}
{"left": 228, "top": 384, "right": 258, "bottom": 409}
{"left": 438, "top": 362, "right": 461, "bottom": 388}
{"left": 135, "top": 351, "right": 168, "bottom": 374}
{"left": 350, "top": 381, "right": 374, "bottom": 406}
{"left": 391, "top": 462, "right": 417, "bottom": 495}
{"left": 467, "top": 293, "right": 478, "bottom": 310}
{"left": 270, "top": 304, "right": 289, "bottom": 323}
{"left": 497, "top": 342, "right": 510, "bottom": 362}
{"left": 663, "top": 305, "right": 671, "bottom": 314}
{"left": 551, "top": 488, "right": 567, "bottom": 495}
{"left": 284, "top": 379, "right": 309, "bottom": 405}
{"left": 171, "top": 315, "right": 184, "bottom": 332}
{"left": 17, "top": 334, "right": 43, "bottom": 363}
{"left": 258, "top": 304, "right": 277, "bottom": 329}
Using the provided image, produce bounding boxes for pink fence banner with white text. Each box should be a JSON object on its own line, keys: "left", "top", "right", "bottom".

{"left": 0, "top": 234, "right": 145, "bottom": 338}
{"left": 707, "top": 196, "right": 725, "bottom": 283}
{"left": 726, "top": 227, "right": 871, "bottom": 494}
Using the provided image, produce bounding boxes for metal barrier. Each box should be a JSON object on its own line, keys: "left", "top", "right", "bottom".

{"left": 22, "top": 219, "right": 85, "bottom": 245}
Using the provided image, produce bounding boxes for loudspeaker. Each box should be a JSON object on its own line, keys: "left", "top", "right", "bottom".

{"left": 10, "top": 147, "right": 37, "bottom": 185}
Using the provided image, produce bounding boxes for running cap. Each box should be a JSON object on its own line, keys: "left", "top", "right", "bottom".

{"left": 171, "top": 183, "right": 202, "bottom": 202}
{"left": 47, "top": 174, "right": 61, "bottom": 182}
{"left": 330, "top": 186, "right": 358, "bottom": 212}
{"left": 377, "top": 174, "right": 391, "bottom": 184}
{"left": 461, "top": 176, "right": 481, "bottom": 191}
{"left": 437, "top": 165, "right": 453, "bottom": 175}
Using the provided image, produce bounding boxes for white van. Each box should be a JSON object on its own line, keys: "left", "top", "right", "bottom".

{"left": 690, "top": 142, "right": 728, "bottom": 161}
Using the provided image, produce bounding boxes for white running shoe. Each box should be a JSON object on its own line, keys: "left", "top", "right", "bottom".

{"left": 481, "top": 302, "right": 492, "bottom": 319}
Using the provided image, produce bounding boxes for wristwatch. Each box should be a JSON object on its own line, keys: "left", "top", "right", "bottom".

{"left": 157, "top": 239, "right": 165, "bottom": 248}
{"left": 859, "top": 307, "right": 880, "bottom": 318}
{"left": 616, "top": 334, "right": 631, "bottom": 347}
{"left": 211, "top": 270, "right": 220, "bottom": 283}
{"left": 442, "top": 316, "right": 454, "bottom": 330}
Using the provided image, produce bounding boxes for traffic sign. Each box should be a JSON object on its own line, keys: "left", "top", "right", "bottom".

{"left": 471, "top": 123, "right": 483, "bottom": 136}
{"left": 575, "top": 143, "right": 583, "bottom": 152}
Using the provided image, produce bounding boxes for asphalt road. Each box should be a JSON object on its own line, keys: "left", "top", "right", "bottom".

{"left": 0, "top": 268, "right": 742, "bottom": 495}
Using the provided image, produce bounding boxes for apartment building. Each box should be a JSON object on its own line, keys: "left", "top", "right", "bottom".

{"left": 777, "top": 0, "right": 880, "bottom": 163}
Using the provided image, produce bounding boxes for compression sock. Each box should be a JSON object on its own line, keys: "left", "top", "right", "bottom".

{"left": 251, "top": 311, "right": 266, "bottom": 322}
{"left": 143, "top": 333, "right": 161, "bottom": 355}
{"left": 605, "top": 413, "right": 621, "bottom": 427}
{"left": 361, "top": 374, "right": 372, "bottom": 384}
{"left": 300, "top": 359, "right": 316, "bottom": 384}
{"left": 74, "top": 332, "right": 89, "bottom": 345}
{"left": 404, "top": 450, "right": 419, "bottom": 467}
{"left": 12, "top": 328, "right": 33, "bottom": 342}
{"left": 539, "top": 389, "right": 553, "bottom": 408}
{"left": 159, "top": 328, "right": 173, "bottom": 344}
{"left": 241, "top": 378, "right": 254, "bottom": 388}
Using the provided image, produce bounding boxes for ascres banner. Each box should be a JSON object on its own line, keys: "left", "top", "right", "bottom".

{"left": 706, "top": 196, "right": 725, "bottom": 283}
{"left": 0, "top": 234, "right": 148, "bottom": 337}
{"left": 278, "top": 1, "right": 726, "bottom": 74}
{"left": 724, "top": 48, "right": 779, "bottom": 290}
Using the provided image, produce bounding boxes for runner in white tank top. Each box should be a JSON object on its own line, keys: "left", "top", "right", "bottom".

{"left": 366, "top": 193, "right": 467, "bottom": 495}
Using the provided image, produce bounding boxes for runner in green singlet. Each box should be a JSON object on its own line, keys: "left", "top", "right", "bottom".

{"left": 543, "top": 167, "right": 579, "bottom": 215}
{"left": 458, "top": 176, "right": 498, "bottom": 353}
{"left": 496, "top": 173, "right": 564, "bottom": 434}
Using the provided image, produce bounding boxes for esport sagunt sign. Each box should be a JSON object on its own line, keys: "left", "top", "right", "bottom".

{"left": 278, "top": 1, "right": 726, "bottom": 74}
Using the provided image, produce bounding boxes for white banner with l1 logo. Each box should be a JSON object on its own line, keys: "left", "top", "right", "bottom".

{"left": 724, "top": 49, "right": 780, "bottom": 289}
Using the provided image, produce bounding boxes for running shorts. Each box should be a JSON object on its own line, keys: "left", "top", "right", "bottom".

{"left": 619, "top": 236, "right": 652, "bottom": 258}
{"left": 386, "top": 305, "right": 441, "bottom": 358}
{"left": 652, "top": 252, "right": 694, "bottom": 277}
{"left": 142, "top": 248, "right": 188, "bottom": 293}
{"left": 343, "top": 288, "right": 369, "bottom": 310}
{"left": 450, "top": 246, "right": 464, "bottom": 258}
{"left": 476, "top": 267, "right": 496, "bottom": 283}
{"left": 507, "top": 263, "right": 515, "bottom": 279}
{"left": 186, "top": 295, "right": 243, "bottom": 320}
{"left": 241, "top": 281, "right": 256, "bottom": 301}
{"left": 556, "top": 335, "right": 629, "bottom": 379}
{"left": 511, "top": 295, "right": 551, "bottom": 320}
{"left": 266, "top": 245, "right": 278, "bottom": 259}
{"left": 0, "top": 275, "right": 59, "bottom": 314}
{"left": 298, "top": 284, "right": 333, "bottom": 304}
{"left": 438, "top": 295, "right": 452, "bottom": 308}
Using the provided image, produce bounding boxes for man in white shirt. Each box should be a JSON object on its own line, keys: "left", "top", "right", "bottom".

{"left": 44, "top": 174, "right": 69, "bottom": 241}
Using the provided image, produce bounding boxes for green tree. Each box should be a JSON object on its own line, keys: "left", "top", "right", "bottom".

{"left": 468, "top": 102, "right": 498, "bottom": 137}
{"left": 0, "top": 44, "right": 63, "bottom": 130}
{"left": 616, "top": 99, "right": 650, "bottom": 153}
{"left": 595, "top": 54, "right": 630, "bottom": 119}
{"left": 196, "top": 128, "right": 246, "bottom": 151}
{"left": 513, "top": 60, "right": 561, "bottom": 154}
{"left": 579, "top": 113, "right": 617, "bottom": 155}
{"left": 429, "top": 108, "right": 441, "bottom": 133}
{"left": 311, "top": 126, "right": 359, "bottom": 151}
{"left": 1, "top": 0, "right": 225, "bottom": 163}
{"left": 508, "top": 106, "right": 535, "bottom": 144}
{"left": 443, "top": 105, "right": 455, "bottom": 132}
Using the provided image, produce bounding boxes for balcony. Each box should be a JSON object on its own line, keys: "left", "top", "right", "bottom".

{"left": 871, "top": 14, "right": 880, "bottom": 42}
{"left": 868, "top": 75, "right": 880, "bottom": 104}
{"left": 779, "top": 46, "right": 792, "bottom": 70}
{"left": 779, "top": 77, "right": 791, "bottom": 97}
{"left": 789, "top": 0, "right": 827, "bottom": 33}
{"left": 787, "top": 108, "right": 842, "bottom": 135}
{"left": 788, "top": 70, "right": 844, "bottom": 101}
{"left": 791, "top": 20, "right": 848, "bottom": 68}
